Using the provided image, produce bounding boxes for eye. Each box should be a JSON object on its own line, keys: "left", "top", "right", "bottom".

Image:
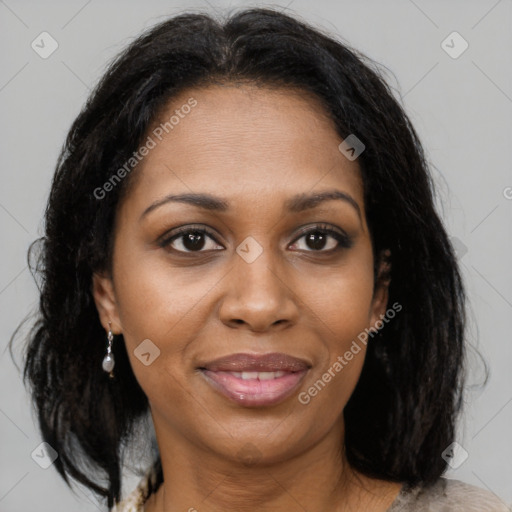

{"left": 159, "top": 223, "right": 352, "bottom": 255}
{"left": 159, "top": 226, "right": 224, "bottom": 253}
{"left": 289, "top": 224, "right": 353, "bottom": 252}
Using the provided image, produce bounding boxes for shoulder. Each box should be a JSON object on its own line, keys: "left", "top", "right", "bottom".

{"left": 110, "top": 484, "right": 146, "bottom": 512}
{"left": 110, "top": 468, "right": 155, "bottom": 512}
{"left": 389, "top": 477, "right": 511, "bottom": 512}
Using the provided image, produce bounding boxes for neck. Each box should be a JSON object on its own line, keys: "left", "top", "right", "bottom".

{"left": 144, "top": 413, "right": 399, "bottom": 512}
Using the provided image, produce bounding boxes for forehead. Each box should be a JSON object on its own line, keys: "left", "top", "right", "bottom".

{"left": 120, "top": 84, "right": 364, "bottom": 217}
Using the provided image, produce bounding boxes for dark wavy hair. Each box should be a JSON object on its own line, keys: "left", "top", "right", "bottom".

{"left": 11, "top": 7, "right": 467, "bottom": 509}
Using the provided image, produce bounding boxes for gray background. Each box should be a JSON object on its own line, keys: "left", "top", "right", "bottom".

{"left": 1, "top": 0, "right": 511, "bottom": 510}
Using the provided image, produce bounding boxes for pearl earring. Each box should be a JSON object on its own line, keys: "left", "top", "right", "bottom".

{"left": 102, "top": 322, "right": 115, "bottom": 378}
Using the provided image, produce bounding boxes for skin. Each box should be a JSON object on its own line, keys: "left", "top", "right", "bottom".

{"left": 93, "top": 84, "right": 401, "bottom": 511}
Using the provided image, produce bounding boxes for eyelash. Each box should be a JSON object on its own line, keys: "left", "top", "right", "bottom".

{"left": 159, "top": 223, "right": 353, "bottom": 254}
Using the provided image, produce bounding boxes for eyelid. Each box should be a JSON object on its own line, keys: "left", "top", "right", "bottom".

{"left": 291, "top": 223, "right": 349, "bottom": 241}
{"left": 158, "top": 224, "right": 221, "bottom": 247}
{"left": 159, "top": 223, "right": 353, "bottom": 253}
{"left": 289, "top": 223, "right": 353, "bottom": 250}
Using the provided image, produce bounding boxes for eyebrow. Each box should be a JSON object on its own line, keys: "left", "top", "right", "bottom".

{"left": 140, "top": 189, "right": 361, "bottom": 221}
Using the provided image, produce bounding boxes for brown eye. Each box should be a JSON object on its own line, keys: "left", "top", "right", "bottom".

{"left": 160, "top": 227, "right": 224, "bottom": 253}
{"left": 304, "top": 231, "right": 334, "bottom": 251}
{"left": 289, "top": 225, "right": 353, "bottom": 252}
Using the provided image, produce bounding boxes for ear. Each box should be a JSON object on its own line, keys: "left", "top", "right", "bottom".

{"left": 91, "top": 271, "right": 123, "bottom": 334}
{"left": 368, "top": 249, "right": 392, "bottom": 328}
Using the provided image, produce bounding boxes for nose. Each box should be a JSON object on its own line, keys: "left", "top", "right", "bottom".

{"left": 218, "top": 248, "right": 300, "bottom": 332}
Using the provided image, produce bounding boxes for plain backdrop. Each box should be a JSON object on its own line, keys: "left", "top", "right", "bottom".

{"left": 1, "top": 0, "right": 511, "bottom": 510}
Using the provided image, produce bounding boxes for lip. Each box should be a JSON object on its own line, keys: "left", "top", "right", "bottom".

{"left": 198, "top": 352, "right": 311, "bottom": 407}
{"left": 199, "top": 352, "right": 311, "bottom": 372}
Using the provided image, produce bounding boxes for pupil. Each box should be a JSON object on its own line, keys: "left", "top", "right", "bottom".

{"left": 184, "top": 232, "right": 205, "bottom": 251}
{"left": 307, "top": 232, "right": 326, "bottom": 250}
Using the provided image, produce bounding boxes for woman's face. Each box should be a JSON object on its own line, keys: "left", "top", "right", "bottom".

{"left": 93, "top": 84, "right": 389, "bottom": 465}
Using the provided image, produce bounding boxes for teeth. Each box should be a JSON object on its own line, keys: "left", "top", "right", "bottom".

{"left": 258, "top": 371, "right": 286, "bottom": 380}
{"left": 241, "top": 371, "right": 259, "bottom": 380}
{"left": 230, "top": 371, "right": 287, "bottom": 380}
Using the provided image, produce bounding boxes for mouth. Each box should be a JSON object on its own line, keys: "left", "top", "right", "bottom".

{"left": 197, "top": 352, "right": 311, "bottom": 407}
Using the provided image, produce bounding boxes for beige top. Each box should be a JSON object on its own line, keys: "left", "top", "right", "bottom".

{"left": 111, "top": 469, "right": 511, "bottom": 512}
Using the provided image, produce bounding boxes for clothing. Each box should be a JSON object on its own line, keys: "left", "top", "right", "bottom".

{"left": 387, "top": 477, "right": 510, "bottom": 511}
{"left": 111, "top": 468, "right": 511, "bottom": 512}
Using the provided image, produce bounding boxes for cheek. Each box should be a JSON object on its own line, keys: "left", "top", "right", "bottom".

{"left": 112, "top": 246, "right": 215, "bottom": 338}
{"left": 315, "top": 284, "right": 372, "bottom": 379}
{"left": 111, "top": 248, "right": 220, "bottom": 404}
{"left": 324, "top": 284, "right": 374, "bottom": 346}
{"left": 308, "top": 254, "right": 375, "bottom": 346}
{"left": 299, "top": 256, "right": 375, "bottom": 410}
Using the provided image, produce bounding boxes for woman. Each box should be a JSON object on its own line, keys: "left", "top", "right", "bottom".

{"left": 16, "top": 7, "right": 509, "bottom": 512}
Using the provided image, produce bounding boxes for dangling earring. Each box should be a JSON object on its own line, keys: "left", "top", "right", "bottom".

{"left": 102, "top": 322, "right": 115, "bottom": 379}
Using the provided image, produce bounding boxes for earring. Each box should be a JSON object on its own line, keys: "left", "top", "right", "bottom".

{"left": 102, "top": 322, "right": 115, "bottom": 378}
